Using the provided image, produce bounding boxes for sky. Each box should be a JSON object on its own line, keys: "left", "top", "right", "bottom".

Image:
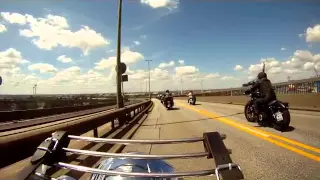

{"left": 0, "top": 0, "right": 320, "bottom": 94}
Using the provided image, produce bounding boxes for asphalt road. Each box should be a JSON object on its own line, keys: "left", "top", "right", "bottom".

{"left": 122, "top": 99, "right": 320, "bottom": 180}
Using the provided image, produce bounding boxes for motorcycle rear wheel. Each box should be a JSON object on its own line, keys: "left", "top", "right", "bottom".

{"left": 273, "top": 109, "right": 291, "bottom": 131}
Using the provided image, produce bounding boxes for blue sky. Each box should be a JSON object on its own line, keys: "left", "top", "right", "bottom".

{"left": 0, "top": 0, "right": 320, "bottom": 94}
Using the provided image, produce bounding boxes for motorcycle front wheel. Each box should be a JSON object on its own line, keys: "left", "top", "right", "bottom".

{"left": 244, "top": 101, "right": 256, "bottom": 122}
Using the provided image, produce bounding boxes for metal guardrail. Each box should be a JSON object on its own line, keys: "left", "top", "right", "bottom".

{"left": 0, "top": 100, "right": 152, "bottom": 168}
{"left": 171, "top": 77, "right": 320, "bottom": 97}
{"left": 0, "top": 100, "right": 141, "bottom": 122}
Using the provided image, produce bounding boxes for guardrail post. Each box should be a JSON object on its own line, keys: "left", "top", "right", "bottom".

{"left": 111, "top": 119, "right": 115, "bottom": 129}
{"left": 118, "top": 114, "right": 126, "bottom": 126}
{"left": 93, "top": 128, "right": 98, "bottom": 137}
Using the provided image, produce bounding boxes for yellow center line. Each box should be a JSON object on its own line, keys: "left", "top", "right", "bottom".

{"left": 177, "top": 102, "right": 320, "bottom": 162}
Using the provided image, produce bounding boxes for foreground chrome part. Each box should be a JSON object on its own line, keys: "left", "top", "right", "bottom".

{"left": 27, "top": 131, "right": 243, "bottom": 180}
{"left": 215, "top": 163, "right": 242, "bottom": 180}
{"left": 63, "top": 148, "right": 209, "bottom": 159}
{"left": 56, "top": 162, "right": 214, "bottom": 178}
{"left": 68, "top": 135, "right": 204, "bottom": 144}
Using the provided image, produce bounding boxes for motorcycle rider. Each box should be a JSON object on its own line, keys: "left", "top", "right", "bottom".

{"left": 164, "top": 90, "right": 173, "bottom": 105}
{"left": 250, "top": 72, "right": 277, "bottom": 121}
{"left": 188, "top": 91, "right": 195, "bottom": 103}
{"left": 165, "top": 90, "right": 172, "bottom": 98}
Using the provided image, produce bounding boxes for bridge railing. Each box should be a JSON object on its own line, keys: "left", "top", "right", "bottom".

{"left": 172, "top": 77, "right": 320, "bottom": 97}
{"left": 0, "top": 100, "right": 153, "bottom": 168}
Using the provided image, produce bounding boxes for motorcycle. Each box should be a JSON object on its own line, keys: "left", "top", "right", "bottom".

{"left": 160, "top": 95, "right": 165, "bottom": 104}
{"left": 243, "top": 81, "right": 291, "bottom": 131}
{"left": 11, "top": 131, "right": 244, "bottom": 180}
{"left": 188, "top": 96, "right": 196, "bottom": 105}
{"left": 164, "top": 96, "right": 174, "bottom": 110}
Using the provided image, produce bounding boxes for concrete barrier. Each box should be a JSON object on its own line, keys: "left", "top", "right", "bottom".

{"left": 175, "top": 94, "right": 320, "bottom": 111}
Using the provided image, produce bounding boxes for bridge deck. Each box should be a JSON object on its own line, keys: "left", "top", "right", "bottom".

{"left": 122, "top": 99, "right": 320, "bottom": 180}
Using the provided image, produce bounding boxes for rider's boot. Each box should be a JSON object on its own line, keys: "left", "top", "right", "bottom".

{"left": 257, "top": 112, "right": 267, "bottom": 126}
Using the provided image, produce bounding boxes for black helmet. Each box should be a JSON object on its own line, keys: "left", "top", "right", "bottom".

{"left": 166, "top": 90, "right": 169, "bottom": 93}
{"left": 257, "top": 72, "right": 267, "bottom": 79}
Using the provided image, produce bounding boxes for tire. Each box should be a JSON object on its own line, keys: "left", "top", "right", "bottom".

{"left": 244, "top": 101, "right": 255, "bottom": 122}
{"left": 274, "top": 109, "right": 291, "bottom": 131}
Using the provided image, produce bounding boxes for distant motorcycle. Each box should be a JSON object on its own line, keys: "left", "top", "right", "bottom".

{"left": 160, "top": 95, "right": 165, "bottom": 104}
{"left": 164, "top": 95, "right": 174, "bottom": 110}
{"left": 243, "top": 81, "right": 291, "bottom": 131}
{"left": 188, "top": 96, "right": 196, "bottom": 105}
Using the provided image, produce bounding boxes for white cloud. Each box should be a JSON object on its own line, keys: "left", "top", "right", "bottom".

{"left": 133, "top": 41, "right": 141, "bottom": 46}
{"left": 140, "top": 0, "right": 179, "bottom": 9}
{"left": 205, "top": 73, "right": 220, "bottom": 79}
{"left": 242, "top": 50, "right": 320, "bottom": 83}
{"left": 0, "top": 23, "right": 7, "bottom": 33}
{"left": 247, "top": 58, "right": 281, "bottom": 75}
{"left": 281, "top": 47, "right": 286, "bottom": 51}
{"left": 283, "top": 50, "right": 319, "bottom": 69}
{"left": 261, "top": 58, "right": 281, "bottom": 68}
{"left": 158, "top": 61, "right": 175, "bottom": 68}
{"left": 57, "top": 55, "right": 73, "bottom": 63}
{"left": 178, "top": 60, "right": 184, "bottom": 65}
{"left": 303, "top": 62, "right": 315, "bottom": 70}
{"left": 28, "top": 63, "right": 58, "bottom": 74}
{"left": 268, "top": 66, "right": 282, "bottom": 74}
{"left": 283, "top": 69, "right": 301, "bottom": 74}
{"left": 122, "top": 67, "right": 169, "bottom": 82}
{"left": 1, "top": 12, "right": 109, "bottom": 55}
{"left": 175, "top": 66, "right": 199, "bottom": 77}
{"left": 234, "top": 65, "right": 244, "bottom": 71}
{"left": 47, "top": 66, "right": 81, "bottom": 84}
{"left": 95, "top": 57, "right": 117, "bottom": 70}
{"left": 248, "top": 64, "right": 263, "bottom": 74}
{"left": 130, "top": 70, "right": 148, "bottom": 80}
{"left": 221, "top": 76, "right": 237, "bottom": 80}
{"left": 151, "top": 68, "right": 169, "bottom": 80}
{"left": 305, "top": 24, "right": 320, "bottom": 43}
{"left": 0, "top": 48, "right": 29, "bottom": 69}
{"left": 95, "top": 50, "right": 144, "bottom": 70}
{"left": 1, "top": 12, "right": 27, "bottom": 25}
{"left": 21, "top": 60, "right": 31, "bottom": 64}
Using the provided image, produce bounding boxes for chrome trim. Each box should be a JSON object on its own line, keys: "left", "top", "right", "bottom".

{"left": 68, "top": 135, "right": 204, "bottom": 144}
{"left": 214, "top": 163, "right": 242, "bottom": 180}
{"left": 63, "top": 148, "right": 209, "bottom": 159}
{"left": 56, "top": 162, "right": 214, "bottom": 178}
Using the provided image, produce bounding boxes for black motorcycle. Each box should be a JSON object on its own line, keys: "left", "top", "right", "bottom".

{"left": 188, "top": 96, "right": 196, "bottom": 105}
{"left": 164, "top": 95, "right": 174, "bottom": 110}
{"left": 243, "top": 81, "right": 291, "bottom": 131}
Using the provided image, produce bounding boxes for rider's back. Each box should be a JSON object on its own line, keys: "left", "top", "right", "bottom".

{"left": 259, "top": 78, "right": 276, "bottom": 100}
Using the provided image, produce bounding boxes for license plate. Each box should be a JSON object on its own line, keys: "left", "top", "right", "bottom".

{"left": 275, "top": 112, "right": 283, "bottom": 121}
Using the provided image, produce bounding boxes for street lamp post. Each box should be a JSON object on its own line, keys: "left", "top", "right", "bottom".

{"left": 33, "top": 84, "right": 37, "bottom": 95}
{"left": 180, "top": 78, "right": 183, "bottom": 95}
{"left": 116, "top": 0, "right": 124, "bottom": 108}
{"left": 145, "top": 60, "right": 152, "bottom": 99}
{"left": 140, "top": 82, "right": 143, "bottom": 93}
